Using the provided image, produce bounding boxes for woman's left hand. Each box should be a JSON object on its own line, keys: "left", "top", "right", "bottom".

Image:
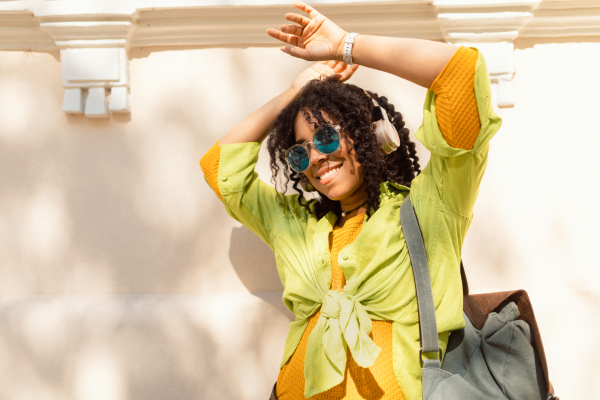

{"left": 290, "top": 61, "right": 359, "bottom": 93}
{"left": 266, "top": 2, "right": 348, "bottom": 62}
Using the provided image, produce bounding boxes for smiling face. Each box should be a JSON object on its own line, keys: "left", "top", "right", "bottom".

{"left": 293, "top": 110, "right": 367, "bottom": 203}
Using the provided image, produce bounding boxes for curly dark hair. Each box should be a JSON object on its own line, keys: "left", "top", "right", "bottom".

{"left": 267, "top": 78, "right": 421, "bottom": 220}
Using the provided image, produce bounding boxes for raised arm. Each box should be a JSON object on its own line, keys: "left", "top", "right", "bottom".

{"left": 201, "top": 60, "right": 357, "bottom": 203}
{"left": 219, "top": 60, "right": 358, "bottom": 146}
{"left": 218, "top": 87, "right": 296, "bottom": 146}
{"left": 267, "top": 2, "right": 458, "bottom": 89}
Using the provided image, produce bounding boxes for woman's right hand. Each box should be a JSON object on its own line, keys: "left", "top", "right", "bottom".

{"left": 267, "top": 2, "right": 347, "bottom": 62}
{"left": 290, "top": 60, "right": 359, "bottom": 94}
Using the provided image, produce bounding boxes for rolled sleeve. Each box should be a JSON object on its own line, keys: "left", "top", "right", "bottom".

{"left": 416, "top": 48, "right": 501, "bottom": 158}
{"left": 411, "top": 48, "right": 502, "bottom": 218}
{"left": 216, "top": 142, "right": 289, "bottom": 250}
{"left": 200, "top": 141, "right": 223, "bottom": 201}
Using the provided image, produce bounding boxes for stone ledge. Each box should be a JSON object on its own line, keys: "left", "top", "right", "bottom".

{"left": 0, "top": 0, "right": 598, "bottom": 114}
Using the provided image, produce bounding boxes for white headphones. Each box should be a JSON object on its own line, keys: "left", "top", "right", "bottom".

{"left": 371, "top": 98, "right": 401, "bottom": 155}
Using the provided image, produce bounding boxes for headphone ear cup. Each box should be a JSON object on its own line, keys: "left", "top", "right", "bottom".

{"left": 373, "top": 105, "right": 400, "bottom": 155}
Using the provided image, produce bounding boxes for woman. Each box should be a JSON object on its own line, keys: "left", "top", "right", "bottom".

{"left": 200, "top": 2, "right": 501, "bottom": 400}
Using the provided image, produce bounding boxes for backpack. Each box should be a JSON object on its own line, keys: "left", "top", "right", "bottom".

{"left": 400, "top": 195, "right": 558, "bottom": 400}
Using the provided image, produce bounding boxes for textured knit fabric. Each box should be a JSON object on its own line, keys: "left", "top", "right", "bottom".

{"left": 199, "top": 47, "right": 502, "bottom": 400}
{"left": 276, "top": 214, "right": 404, "bottom": 400}
{"left": 430, "top": 47, "right": 481, "bottom": 150}
{"left": 199, "top": 142, "right": 223, "bottom": 202}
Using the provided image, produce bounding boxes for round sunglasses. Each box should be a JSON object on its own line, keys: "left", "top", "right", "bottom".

{"left": 285, "top": 125, "right": 342, "bottom": 172}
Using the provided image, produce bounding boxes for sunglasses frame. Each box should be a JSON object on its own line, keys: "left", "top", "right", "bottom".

{"left": 285, "top": 124, "right": 342, "bottom": 172}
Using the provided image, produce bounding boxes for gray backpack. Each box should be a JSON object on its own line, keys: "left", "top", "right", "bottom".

{"left": 400, "top": 195, "right": 558, "bottom": 400}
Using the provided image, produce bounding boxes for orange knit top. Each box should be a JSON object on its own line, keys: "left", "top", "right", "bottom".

{"left": 200, "top": 46, "right": 480, "bottom": 400}
{"left": 275, "top": 214, "right": 403, "bottom": 400}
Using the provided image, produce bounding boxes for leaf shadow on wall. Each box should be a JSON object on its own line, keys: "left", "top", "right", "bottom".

{"left": 0, "top": 294, "right": 283, "bottom": 400}
{"left": 0, "top": 46, "right": 311, "bottom": 400}
{"left": 229, "top": 226, "right": 294, "bottom": 322}
{"left": 0, "top": 129, "right": 281, "bottom": 400}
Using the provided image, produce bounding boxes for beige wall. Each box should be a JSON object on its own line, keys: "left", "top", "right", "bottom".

{"left": 0, "top": 41, "right": 598, "bottom": 399}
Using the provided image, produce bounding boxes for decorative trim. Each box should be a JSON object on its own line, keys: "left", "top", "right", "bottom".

{"left": 59, "top": 47, "right": 129, "bottom": 116}
{"left": 0, "top": 0, "right": 599, "bottom": 115}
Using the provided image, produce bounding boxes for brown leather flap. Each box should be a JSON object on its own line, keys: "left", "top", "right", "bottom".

{"left": 464, "top": 290, "right": 552, "bottom": 397}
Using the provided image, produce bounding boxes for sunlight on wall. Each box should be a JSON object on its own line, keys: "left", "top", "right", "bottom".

{"left": 22, "top": 298, "right": 69, "bottom": 357}
{"left": 0, "top": 77, "right": 40, "bottom": 141}
{"left": 460, "top": 41, "right": 600, "bottom": 398}
{"left": 0, "top": 52, "right": 62, "bottom": 143}
{"left": 186, "top": 293, "right": 288, "bottom": 399}
{"left": 132, "top": 129, "right": 204, "bottom": 241}
{"left": 20, "top": 183, "right": 71, "bottom": 262}
{"left": 73, "top": 345, "right": 127, "bottom": 400}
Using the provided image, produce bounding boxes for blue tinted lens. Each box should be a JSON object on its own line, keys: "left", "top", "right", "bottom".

{"left": 287, "top": 146, "right": 309, "bottom": 172}
{"left": 313, "top": 126, "right": 339, "bottom": 154}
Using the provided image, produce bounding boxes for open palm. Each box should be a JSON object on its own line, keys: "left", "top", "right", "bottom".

{"left": 267, "top": 2, "right": 348, "bottom": 61}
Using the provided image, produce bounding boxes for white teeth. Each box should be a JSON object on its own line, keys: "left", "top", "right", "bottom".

{"left": 319, "top": 167, "right": 340, "bottom": 181}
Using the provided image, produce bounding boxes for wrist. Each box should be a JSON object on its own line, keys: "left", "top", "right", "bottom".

{"left": 335, "top": 32, "right": 349, "bottom": 62}
{"left": 339, "top": 32, "right": 360, "bottom": 65}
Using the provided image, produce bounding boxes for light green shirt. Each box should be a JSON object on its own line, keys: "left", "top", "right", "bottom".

{"left": 214, "top": 50, "right": 501, "bottom": 400}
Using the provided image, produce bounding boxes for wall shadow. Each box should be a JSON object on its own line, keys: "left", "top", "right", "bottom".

{"left": 228, "top": 226, "right": 293, "bottom": 322}
{"left": 228, "top": 227, "right": 281, "bottom": 294}
{"left": 0, "top": 295, "right": 284, "bottom": 400}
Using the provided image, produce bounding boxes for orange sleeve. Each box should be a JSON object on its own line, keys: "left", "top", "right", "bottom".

{"left": 430, "top": 46, "right": 481, "bottom": 150}
{"left": 199, "top": 141, "right": 223, "bottom": 201}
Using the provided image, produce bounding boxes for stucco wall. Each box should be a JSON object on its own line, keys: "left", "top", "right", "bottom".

{"left": 0, "top": 41, "right": 598, "bottom": 399}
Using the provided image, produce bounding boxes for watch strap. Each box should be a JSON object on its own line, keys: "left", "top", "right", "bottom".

{"left": 343, "top": 32, "right": 360, "bottom": 65}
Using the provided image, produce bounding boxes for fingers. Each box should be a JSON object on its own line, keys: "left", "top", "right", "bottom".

{"left": 280, "top": 46, "right": 311, "bottom": 61}
{"left": 284, "top": 12, "right": 311, "bottom": 27}
{"left": 280, "top": 24, "right": 303, "bottom": 37}
{"left": 266, "top": 28, "right": 299, "bottom": 47}
{"left": 319, "top": 60, "right": 346, "bottom": 71}
{"left": 332, "top": 62, "right": 347, "bottom": 73}
{"left": 313, "top": 62, "right": 355, "bottom": 82}
{"left": 339, "top": 64, "right": 359, "bottom": 81}
{"left": 294, "top": 1, "right": 321, "bottom": 18}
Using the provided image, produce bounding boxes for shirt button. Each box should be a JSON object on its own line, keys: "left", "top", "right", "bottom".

{"left": 221, "top": 175, "right": 228, "bottom": 181}
{"left": 342, "top": 255, "right": 348, "bottom": 260}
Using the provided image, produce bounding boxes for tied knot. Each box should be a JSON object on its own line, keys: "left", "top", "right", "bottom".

{"left": 321, "top": 291, "right": 348, "bottom": 320}
{"left": 304, "top": 290, "right": 382, "bottom": 397}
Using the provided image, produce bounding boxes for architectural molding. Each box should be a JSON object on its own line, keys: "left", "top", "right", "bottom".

{"left": 0, "top": 0, "right": 599, "bottom": 115}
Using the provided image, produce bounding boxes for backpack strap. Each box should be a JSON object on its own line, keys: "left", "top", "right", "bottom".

{"left": 400, "top": 195, "right": 441, "bottom": 367}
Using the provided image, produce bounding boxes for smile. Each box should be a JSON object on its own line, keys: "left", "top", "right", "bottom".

{"left": 318, "top": 164, "right": 342, "bottom": 184}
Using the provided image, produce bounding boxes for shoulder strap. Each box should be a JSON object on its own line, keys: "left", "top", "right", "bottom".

{"left": 400, "top": 195, "right": 441, "bottom": 367}
{"left": 401, "top": 197, "right": 556, "bottom": 398}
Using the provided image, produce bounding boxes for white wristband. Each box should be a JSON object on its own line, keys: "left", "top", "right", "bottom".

{"left": 343, "top": 32, "right": 359, "bottom": 65}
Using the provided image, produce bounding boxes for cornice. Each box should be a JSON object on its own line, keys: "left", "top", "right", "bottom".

{"left": 0, "top": 0, "right": 598, "bottom": 116}
{"left": 2, "top": 1, "right": 599, "bottom": 51}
